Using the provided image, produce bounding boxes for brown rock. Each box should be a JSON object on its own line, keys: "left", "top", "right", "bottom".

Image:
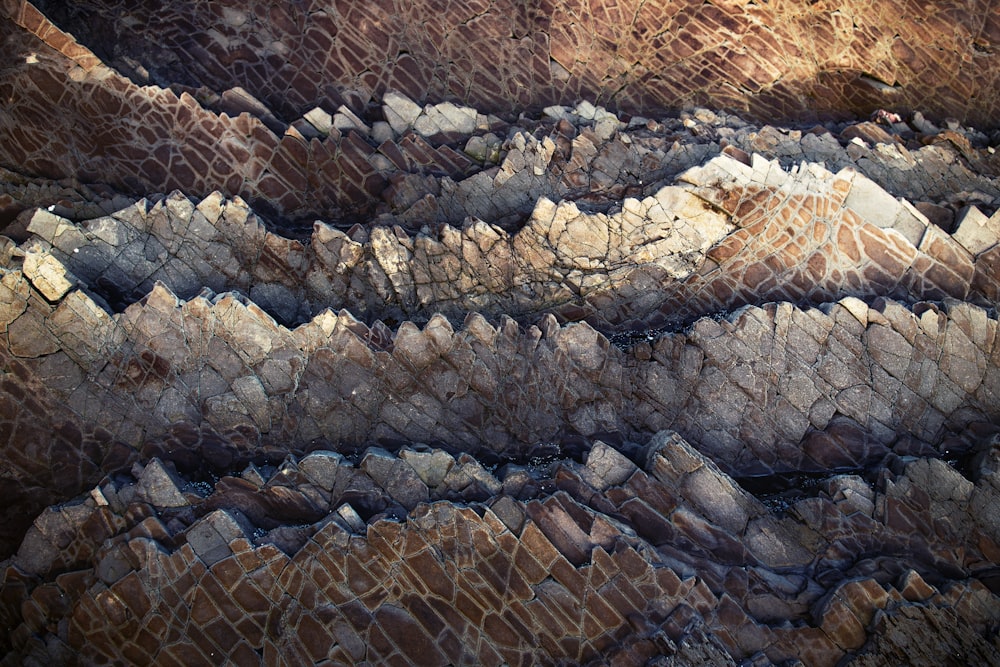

{"left": 2, "top": 4, "right": 1000, "bottom": 662}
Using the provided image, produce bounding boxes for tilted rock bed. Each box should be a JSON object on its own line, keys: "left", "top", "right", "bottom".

{"left": 3, "top": 141, "right": 999, "bottom": 666}
{"left": 3, "top": 1, "right": 1000, "bottom": 664}
{"left": 3, "top": 435, "right": 1000, "bottom": 665}
{"left": 4, "top": 0, "right": 1000, "bottom": 225}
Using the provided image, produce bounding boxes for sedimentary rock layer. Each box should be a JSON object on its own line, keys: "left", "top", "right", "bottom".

{"left": 3, "top": 1, "right": 1000, "bottom": 664}
{"left": 16, "top": 146, "right": 1000, "bottom": 330}
{"left": 3, "top": 119, "right": 1000, "bottom": 663}
{"left": 3, "top": 434, "right": 1000, "bottom": 665}
{"left": 19, "top": 0, "right": 1000, "bottom": 126}
{"left": 3, "top": 121, "right": 998, "bottom": 519}
{"left": 3, "top": 224, "right": 1000, "bottom": 558}
{"left": 3, "top": 1, "right": 1000, "bottom": 224}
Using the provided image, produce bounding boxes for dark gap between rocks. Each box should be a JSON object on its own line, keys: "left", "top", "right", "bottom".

{"left": 735, "top": 469, "right": 865, "bottom": 514}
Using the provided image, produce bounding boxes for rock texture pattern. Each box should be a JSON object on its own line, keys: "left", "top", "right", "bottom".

{"left": 3, "top": 436, "right": 1000, "bottom": 665}
{"left": 16, "top": 0, "right": 1000, "bottom": 127}
{"left": 3, "top": 0, "right": 1000, "bottom": 223}
{"left": 2, "top": 1, "right": 1000, "bottom": 665}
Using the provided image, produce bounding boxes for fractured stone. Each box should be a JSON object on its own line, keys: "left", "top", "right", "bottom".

{"left": 3, "top": 5, "right": 1000, "bottom": 662}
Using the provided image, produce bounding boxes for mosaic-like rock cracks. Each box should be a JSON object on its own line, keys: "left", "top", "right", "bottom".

{"left": 13, "top": 0, "right": 1000, "bottom": 126}
{"left": 2, "top": 434, "right": 999, "bottom": 665}
{"left": 3, "top": 229, "right": 1000, "bottom": 561}
{"left": 3, "top": 2, "right": 1000, "bottom": 664}
{"left": 16, "top": 150, "right": 1000, "bottom": 330}
{"left": 4, "top": 2, "right": 1000, "bottom": 225}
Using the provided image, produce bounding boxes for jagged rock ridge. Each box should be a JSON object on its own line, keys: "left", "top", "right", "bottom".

{"left": 3, "top": 191, "right": 1000, "bottom": 660}
{"left": 4, "top": 434, "right": 1000, "bottom": 665}
{"left": 4, "top": 201, "right": 1000, "bottom": 552}
{"left": 16, "top": 145, "right": 1000, "bottom": 330}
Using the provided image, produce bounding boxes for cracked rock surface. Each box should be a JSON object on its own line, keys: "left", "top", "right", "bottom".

{"left": 4, "top": 435, "right": 1000, "bottom": 665}
{"left": 2, "top": 1, "right": 1000, "bottom": 665}
{"left": 4, "top": 1, "right": 1000, "bottom": 224}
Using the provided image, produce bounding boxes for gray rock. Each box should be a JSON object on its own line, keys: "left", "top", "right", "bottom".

{"left": 498, "top": 464, "right": 537, "bottom": 498}
{"left": 334, "top": 503, "right": 367, "bottom": 533}
{"left": 441, "top": 453, "right": 502, "bottom": 497}
{"left": 382, "top": 91, "right": 423, "bottom": 136}
{"left": 953, "top": 205, "right": 999, "bottom": 255}
{"left": 184, "top": 509, "right": 251, "bottom": 565}
{"left": 12, "top": 523, "right": 61, "bottom": 576}
{"left": 134, "top": 458, "right": 189, "bottom": 508}
{"left": 22, "top": 249, "right": 75, "bottom": 301}
{"left": 95, "top": 544, "right": 133, "bottom": 585}
{"left": 489, "top": 495, "right": 526, "bottom": 533}
{"left": 360, "top": 447, "right": 430, "bottom": 510}
{"left": 299, "top": 451, "right": 349, "bottom": 493}
{"left": 399, "top": 446, "right": 455, "bottom": 488}
{"left": 582, "top": 440, "right": 636, "bottom": 490}
{"left": 303, "top": 106, "right": 333, "bottom": 135}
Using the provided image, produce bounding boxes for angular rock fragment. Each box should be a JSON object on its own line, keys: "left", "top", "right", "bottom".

{"left": 360, "top": 446, "right": 429, "bottom": 511}
{"left": 133, "top": 458, "right": 190, "bottom": 508}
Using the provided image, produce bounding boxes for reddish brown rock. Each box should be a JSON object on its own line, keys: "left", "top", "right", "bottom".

{"left": 3, "top": 2, "right": 1000, "bottom": 661}
{"left": 3, "top": 2, "right": 1000, "bottom": 226}
{"left": 3, "top": 432, "right": 999, "bottom": 665}
{"left": 11, "top": 0, "right": 1000, "bottom": 127}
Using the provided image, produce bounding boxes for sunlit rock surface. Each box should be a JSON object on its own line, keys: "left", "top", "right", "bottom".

{"left": 2, "top": 1, "right": 1000, "bottom": 664}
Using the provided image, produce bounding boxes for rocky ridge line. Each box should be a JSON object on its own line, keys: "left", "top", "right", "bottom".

{"left": 3, "top": 227, "right": 1000, "bottom": 558}
{"left": 13, "top": 142, "right": 1000, "bottom": 332}
{"left": 3, "top": 134, "right": 1000, "bottom": 667}
{"left": 3, "top": 432, "right": 999, "bottom": 665}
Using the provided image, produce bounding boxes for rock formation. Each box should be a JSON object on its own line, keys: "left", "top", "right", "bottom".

{"left": 1, "top": 1, "right": 999, "bottom": 665}
{"left": 5, "top": 436, "right": 1000, "bottom": 665}
{"left": 3, "top": 0, "right": 1000, "bottom": 224}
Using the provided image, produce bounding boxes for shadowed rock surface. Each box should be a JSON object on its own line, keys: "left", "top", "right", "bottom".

{"left": 2, "top": 1, "right": 1000, "bottom": 665}
{"left": 3, "top": 0, "right": 1000, "bottom": 224}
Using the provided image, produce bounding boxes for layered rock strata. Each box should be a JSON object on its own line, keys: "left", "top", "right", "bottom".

{"left": 15, "top": 145, "right": 1000, "bottom": 330}
{"left": 15, "top": 0, "right": 1000, "bottom": 126}
{"left": 4, "top": 199, "right": 1000, "bottom": 553}
{"left": 3, "top": 157, "right": 1000, "bottom": 661}
{"left": 3, "top": 1, "right": 1000, "bottom": 665}
{"left": 3, "top": 435, "right": 1000, "bottom": 665}
{"left": 3, "top": 1, "right": 1000, "bottom": 224}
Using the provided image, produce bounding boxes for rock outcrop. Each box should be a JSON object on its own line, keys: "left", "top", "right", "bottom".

{"left": 3, "top": 435, "right": 1000, "bottom": 665}
{"left": 17, "top": 0, "right": 1000, "bottom": 127}
{"left": 3, "top": 1, "right": 1000, "bottom": 224}
{"left": 2, "top": 1, "right": 1000, "bottom": 665}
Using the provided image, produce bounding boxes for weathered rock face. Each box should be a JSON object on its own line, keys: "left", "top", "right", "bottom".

{"left": 2, "top": 1, "right": 1000, "bottom": 665}
{"left": 21, "top": 0, "right": 1000, "bottom": 128}
{"left": 3, "top": 435, "right": 1000, "bottom": 665}
{"left": 15, "top": 143, "right": 1000, "bottom": 329}
{"left": 5, "top": 181, "right": 1000, "bottom": 550}
{"left": 3, "top": 147, "right": 1000, "bottom": 662}
{"left": 3, "top": 1, "right": 1000, "bottom": 224}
